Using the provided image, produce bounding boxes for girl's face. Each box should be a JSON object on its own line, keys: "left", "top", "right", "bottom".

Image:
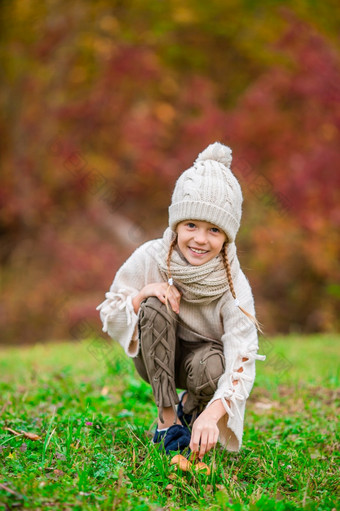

{"left": 176, "top": 220, "right": 227, "bottom": 266}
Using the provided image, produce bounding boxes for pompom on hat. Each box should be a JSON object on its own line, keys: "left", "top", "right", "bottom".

{"left": 168, "top": 142, "right": 243, "bottom": 242}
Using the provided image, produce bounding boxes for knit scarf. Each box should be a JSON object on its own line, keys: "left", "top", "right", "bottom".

{"left": 156, "top": 228, "right": 240, "bottom": 304}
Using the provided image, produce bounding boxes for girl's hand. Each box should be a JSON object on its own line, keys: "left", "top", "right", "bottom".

{"left": 189, "top": 399, "right": 226, "bottom": 459}
{"left": 189, "top": 411, "right": 219, "bottom": 459}
{"left": 132, "top": 282, "right": 181, "bottom": 314}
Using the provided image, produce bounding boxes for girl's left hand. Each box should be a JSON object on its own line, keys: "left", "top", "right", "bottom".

{"left": 189, "top": 410, "right": 219, "bottom": 459}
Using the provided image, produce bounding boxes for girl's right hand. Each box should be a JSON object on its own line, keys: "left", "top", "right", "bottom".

{"left": 132, "top": 282, "right": 182, "bottom": 314}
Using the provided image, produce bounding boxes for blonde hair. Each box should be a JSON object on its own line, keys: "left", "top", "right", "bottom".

{"left": 165, "top": 234, "right": 178, "bottom": 308}
{"left": 165, "top": 235, "right": 262, "bottom": 333}
{"left": 221, "top": 242, "right": 263, "bottom": 333}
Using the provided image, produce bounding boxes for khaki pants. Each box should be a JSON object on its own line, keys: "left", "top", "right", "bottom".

{"left": 133, "top": 297, "right": 225, "bottom": 424}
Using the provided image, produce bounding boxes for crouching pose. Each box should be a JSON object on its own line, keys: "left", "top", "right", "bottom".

{"left": 97, "top": 142, "right": 265, "bottom": 459}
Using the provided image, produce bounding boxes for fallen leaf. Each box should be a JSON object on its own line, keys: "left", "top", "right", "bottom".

{"left": 101, "top": 386, "right": 109, "bottom": 396}
{"left": 21, "top": 430, "right": 41, "bottom": 441}
{"left": 165, "top": 483, "right": 174, "bottom": 490}
{"left": 193, "top": 461, "right": 211, "bottom": 475}
{"left": 44, "top": 466, "right": 56, "bottom": 471}
{"left": 4, "top": 427, "right": 21, "bottom": 436}
{"left": 20, "top": 443, "right": 27, "bottom": 452}
{"left": 0, "top": 482, "right": 23, "bottom": 498}
{"left": 53, "top": 469, "right": 65, "bottom": 477}
{"left": 170, "top": 454, "right": 191, "bottom": 471}
{"left": 5, "top": 427, "right": 41, "bottom": 441}
{"left": 276, "top": 490, "right": 285, "bottom": 500}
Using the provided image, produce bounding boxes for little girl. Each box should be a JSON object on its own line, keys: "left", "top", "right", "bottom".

{"left": 97, "top": 142, "right": 265, "bottom": 459}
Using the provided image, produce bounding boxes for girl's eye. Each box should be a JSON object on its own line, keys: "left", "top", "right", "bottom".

{"left": 186, "top": 223, "right": 196, "bottom": 228}
{"left": 210, "top": 227, "right": 220, "bottom": 233}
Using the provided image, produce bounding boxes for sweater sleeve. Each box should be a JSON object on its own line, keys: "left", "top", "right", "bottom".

{"left": 206, "top": 270, "right": 265, "bottom": 452}
{"left": 96, "top": 242, "right": 154, "bottom": 358}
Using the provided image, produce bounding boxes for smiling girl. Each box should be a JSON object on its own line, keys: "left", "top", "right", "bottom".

{"left": 97, "top": 142, "right": 265, "bottom": 460}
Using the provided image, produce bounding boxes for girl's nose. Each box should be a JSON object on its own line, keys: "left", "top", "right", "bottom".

{"left": 193, "top": 230, "right": 208, "bottom": 244}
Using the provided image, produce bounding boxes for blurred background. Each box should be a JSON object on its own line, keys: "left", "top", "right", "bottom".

{"left": 1, "top": 0, "right": 339, "bottom": 345}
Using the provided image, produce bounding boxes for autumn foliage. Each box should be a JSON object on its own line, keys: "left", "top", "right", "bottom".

{"left": 1, "top": 1, "right": 339, "bottom": 344}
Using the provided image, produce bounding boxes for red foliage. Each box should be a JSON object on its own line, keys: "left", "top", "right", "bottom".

{"left": 1, "top": 10, "right": 339, "bottom": 343}
{"left": 224, "top": 18, "right": 340, "bottom": 332}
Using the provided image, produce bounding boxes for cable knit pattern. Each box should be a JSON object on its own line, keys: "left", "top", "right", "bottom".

{"left": 168, "top": 142, "right": 243, "bottom": 242}
{"left": 96, "top": 234, "right": 265, "bottom": 452}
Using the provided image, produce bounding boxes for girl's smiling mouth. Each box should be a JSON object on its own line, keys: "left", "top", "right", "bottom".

{"left": 189, "top": 247, "right": 209, "bottom": 255}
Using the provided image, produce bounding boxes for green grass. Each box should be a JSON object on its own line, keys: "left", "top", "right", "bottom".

{"left": 0, "top": 334, "right": 339, "bottom": 510}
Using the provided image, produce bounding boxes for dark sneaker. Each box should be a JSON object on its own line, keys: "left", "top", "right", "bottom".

{"left": 153, "top": 424, "right": 191, "bottom": 454}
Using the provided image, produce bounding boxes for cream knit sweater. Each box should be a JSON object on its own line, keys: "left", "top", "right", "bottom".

{"left": 97, "top": 233, "right": 265, "bottom": 452}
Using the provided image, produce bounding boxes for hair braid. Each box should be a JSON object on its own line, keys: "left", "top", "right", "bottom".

{"left": 222, "top": 243, "right": 263, "bottom": 334}
{"left": 167, "top": 234, "right": 178, "bottom": 280}
{"left": 221, "top": 243, "right": 237, "bottom": 301}
{"left": 165, "top": 234, "right": 178, "bottom": 310}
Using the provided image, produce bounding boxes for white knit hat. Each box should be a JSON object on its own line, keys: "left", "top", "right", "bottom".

{"left": 168, "top": 142, "right": 243, "bottom": 242}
